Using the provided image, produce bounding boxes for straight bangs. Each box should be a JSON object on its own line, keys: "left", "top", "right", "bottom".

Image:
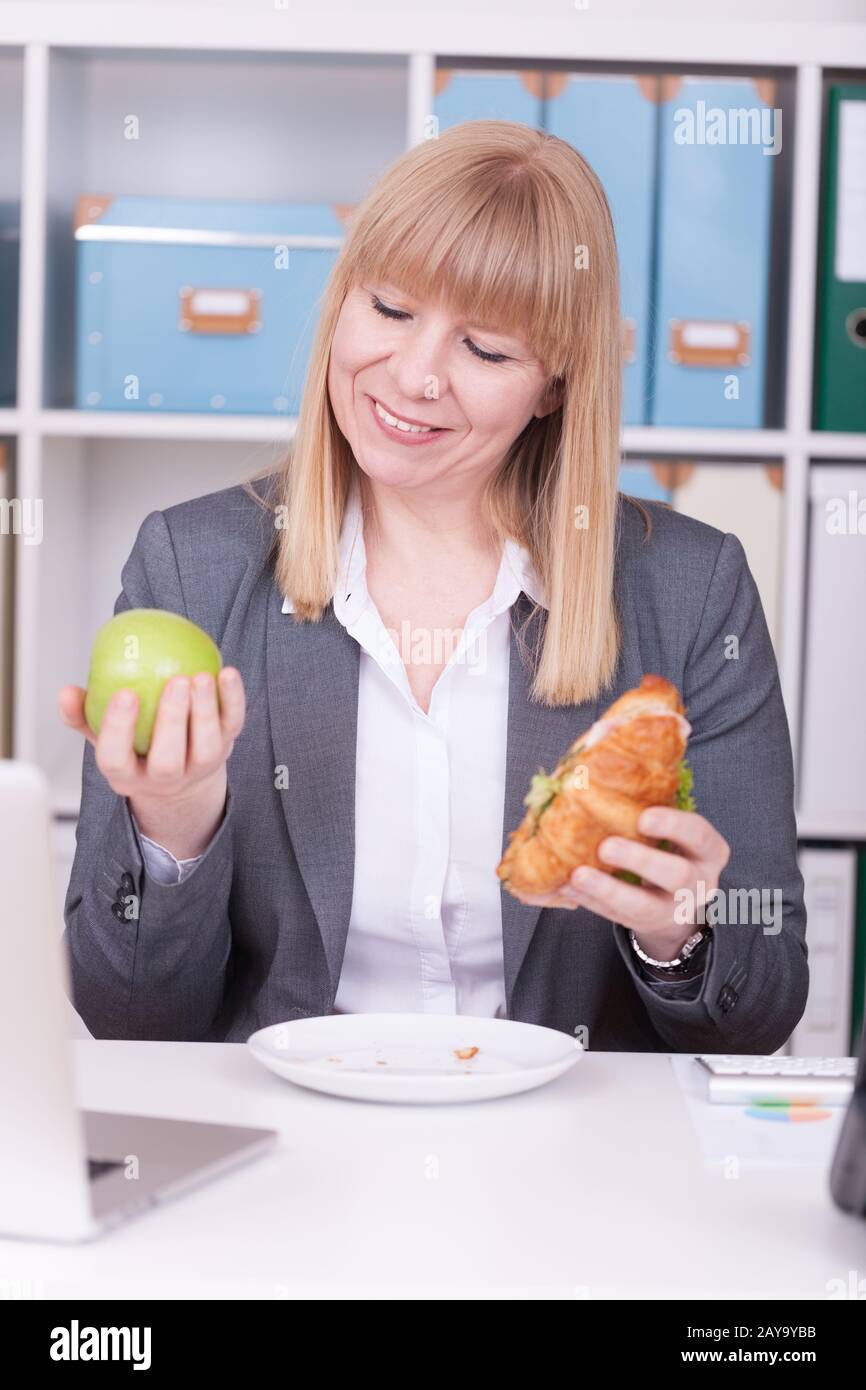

{"left": 346, "top": 137, "right": 582, "bottom": 382}
{"left": 262, "top": 120, "right": 645, "bottom": 706}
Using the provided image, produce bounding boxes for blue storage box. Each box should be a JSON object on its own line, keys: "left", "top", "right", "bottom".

{"left": 74, "top": 194, "right": 351, "bottom": 414}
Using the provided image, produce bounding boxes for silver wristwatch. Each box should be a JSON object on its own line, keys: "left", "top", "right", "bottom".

{"left": 629, "top": 927, "right": 709, "bottom": 971}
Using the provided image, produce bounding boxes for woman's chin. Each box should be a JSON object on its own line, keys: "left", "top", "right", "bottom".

{"left": 353, "top": 449, "right": 440, "bottom": 490}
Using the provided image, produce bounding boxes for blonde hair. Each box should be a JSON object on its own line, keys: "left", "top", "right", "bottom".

{"left": 249, "top": 119, "right": 650, "bottom": 706}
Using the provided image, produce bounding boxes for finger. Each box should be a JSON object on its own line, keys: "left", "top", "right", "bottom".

{"left": 188, "top": 671, "right": 223, "bottom": 772}
{"left": 508, "top": 883, "right": 583, "bottom": 909}
{"left": 638, "top": 806, "right": 723, "bottom": 861}
{"left": 597, "top": 835, "right": 695, "bottom": 895}
{"left": 217, "top": 667, "right": 246, "bottom": 743}
{"left": 145, "top": 676, "right": 191, "bottom": 784}
{"left": 548, "top": 888, "right": 584, "bottom": 909}
{"left": 568, "top": 864, "right": 668, "bottom": 924}
{"left": 58, "top": 685, "right": 97, "bottom": 746}
{"left": 94, "top": 690, "right": 142, "bottom": 789}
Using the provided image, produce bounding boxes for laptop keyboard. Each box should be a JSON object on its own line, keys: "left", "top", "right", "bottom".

{"left": 88, "top": 1157, "right": 123, "bottom": 1181}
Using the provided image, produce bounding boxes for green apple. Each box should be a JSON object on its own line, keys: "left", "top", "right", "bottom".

{"left": 84, "top": 608, "right": 222, "bottom": 755}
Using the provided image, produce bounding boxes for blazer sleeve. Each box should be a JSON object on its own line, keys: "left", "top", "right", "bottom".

{"left": 62, "top": 510, "right": 236, "bottom": 1041}
{"left": 612, "top": 530, "right": 809, "bottom": 1053}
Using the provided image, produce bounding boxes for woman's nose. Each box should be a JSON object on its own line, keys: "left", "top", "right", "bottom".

{"left": 388, "top": 331, "right": 450, "bottom": 405}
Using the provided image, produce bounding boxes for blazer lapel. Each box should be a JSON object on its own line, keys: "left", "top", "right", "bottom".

{"left": 499, "top": 594, "right": 602, "bottom": 1011}
{"left": 265, "top": 584, "right": 359, "bottom": 998}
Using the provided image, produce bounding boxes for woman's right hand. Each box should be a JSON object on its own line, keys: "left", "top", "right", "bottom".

{"left": 58, "top": 667, "right": 246, "bottom": 861}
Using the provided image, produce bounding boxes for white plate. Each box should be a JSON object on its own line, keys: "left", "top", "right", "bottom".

{"left": 247, "top": 1013, "right": 583, "bottom": 1104}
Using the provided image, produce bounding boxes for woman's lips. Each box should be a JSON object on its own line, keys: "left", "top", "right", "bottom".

{"left": 366, "top": 394, "right": 448, "bottom": 447}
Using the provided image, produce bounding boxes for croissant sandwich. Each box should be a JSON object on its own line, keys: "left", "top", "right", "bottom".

{"left": 496, "top": 674, "right": 695, "bottom": 899}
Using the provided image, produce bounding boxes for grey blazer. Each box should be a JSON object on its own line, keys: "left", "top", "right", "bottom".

{"left": 63, "top": 476, "right": 809, "bottom": 1050}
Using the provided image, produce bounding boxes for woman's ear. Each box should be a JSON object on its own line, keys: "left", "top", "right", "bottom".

{"left": 535, "top": 375, "right": 565, "bottom": 420}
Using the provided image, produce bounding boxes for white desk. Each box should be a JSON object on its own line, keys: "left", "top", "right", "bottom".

{"left": 0, "top": 1041, "right": 860, "bottom": 1299}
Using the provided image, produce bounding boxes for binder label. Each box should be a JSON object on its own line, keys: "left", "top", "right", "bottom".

{"left": 836, "top": 101, "right": 866, "bottom": 282}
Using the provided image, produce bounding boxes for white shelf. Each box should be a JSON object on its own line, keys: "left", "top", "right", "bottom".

{"left": 24, "top": 416, "right": 866, "bottom": 462}
{"left": 37, "top": 409, "right": 297, "bottom": 444}
{"left": 1, "top": 4, "right": 866, "bottom": 68}
{"left": 622, "top": 427, "right": 788, "bottom": 459}
{"left": 806, "top": 433, "right": 866, "bottom": 460}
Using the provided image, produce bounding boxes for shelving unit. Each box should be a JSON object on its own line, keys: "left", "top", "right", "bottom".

{"left": 1, "top": 1, "right": 865, "bottom": 837}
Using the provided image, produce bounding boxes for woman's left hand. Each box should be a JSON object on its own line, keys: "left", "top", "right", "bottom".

{"left": 510, "top": 805, "right": 731, "bottom": 962}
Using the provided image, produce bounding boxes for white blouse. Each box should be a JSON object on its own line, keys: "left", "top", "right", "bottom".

{"left": 308, "top": 480, "right": 546, "bottom": 1018}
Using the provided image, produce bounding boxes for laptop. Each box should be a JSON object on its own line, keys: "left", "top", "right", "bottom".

{"left": 0, "top": 760, "right": 277, "bottom": 1242}
{"left": 830, "top": 1014, "right": 866, "bottom": 1217}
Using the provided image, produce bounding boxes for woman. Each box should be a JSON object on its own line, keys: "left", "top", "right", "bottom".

{"left": 59, "top": 121, "right": 808, "bottom": 1049}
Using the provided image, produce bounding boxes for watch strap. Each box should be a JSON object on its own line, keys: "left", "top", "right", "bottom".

{"left": 629, "top": 926, "right": 713, "bottom": 976}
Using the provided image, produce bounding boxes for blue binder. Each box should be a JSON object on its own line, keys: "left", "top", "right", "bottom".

{"left": 650, "top": 76, "right": 775, "bottom": 428}
{"left": 545, "top": 75, "right": 658, "bottom": 426}
{"left": 434, "top": 69, "right": 543, "bottom": 132}
{"left": 74, "top": 194, "right": 349, "bottom": 414}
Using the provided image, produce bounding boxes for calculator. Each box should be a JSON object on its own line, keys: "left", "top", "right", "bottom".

{"left": 695, "top": 1054, "right": 857, "bottom": 1105}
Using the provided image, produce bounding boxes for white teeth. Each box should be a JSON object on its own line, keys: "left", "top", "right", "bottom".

{"left": 374, "top": 399, "right": 436, "bottom": 433}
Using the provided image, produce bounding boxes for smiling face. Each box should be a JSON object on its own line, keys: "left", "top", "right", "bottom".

{"left": 327, "top": 281, "right": 562, "bottom": 499}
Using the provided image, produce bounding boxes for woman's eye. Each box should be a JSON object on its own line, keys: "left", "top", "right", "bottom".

{"left": 370, "top": 294, "right": 410, "bottom": 321}
{"left": 464, "top": 338, "right": 508, "bottom": 364}
{"left": 369, "top": 294, "right": 509, "bottom": 364}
